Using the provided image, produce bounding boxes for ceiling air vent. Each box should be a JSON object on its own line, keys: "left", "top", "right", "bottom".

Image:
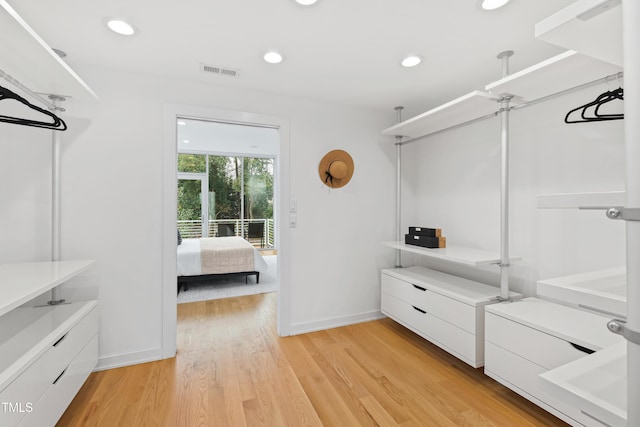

{"left": 200, "top": 63, "right": 240, "bottom": 78}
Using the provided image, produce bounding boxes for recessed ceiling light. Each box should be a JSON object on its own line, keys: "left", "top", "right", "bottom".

{"left": 177, "top": 121, "right": 186, "bottom": 126}
{"left": 105, "top": 18, "right": 137, "bottom": 36}
{"left": 182, "top": 140, "right": 190, "bottom": 144}
{"left": 401, "top": 55, "right": 422, "bottom": 68}
{"left": 295, "top": 0, "right": 319, "bottom": 5}
{"left": 264, "top": 51, "right": 284, "bottom": 64}
{"left": 482, "top": 0, "right": 510, "bottom": 10}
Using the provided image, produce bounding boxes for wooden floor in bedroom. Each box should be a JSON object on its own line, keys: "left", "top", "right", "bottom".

{"left": 57, "top": 292, "right": 568, "bottom": 427}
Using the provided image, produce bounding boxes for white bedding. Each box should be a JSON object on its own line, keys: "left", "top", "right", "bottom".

{"left": 177, "top": 237, "right": 268, "bottom": 277}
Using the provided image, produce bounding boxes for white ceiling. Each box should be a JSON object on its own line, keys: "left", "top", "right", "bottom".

{"left": 11, "top": 0, "right": 576, "bottom": 115}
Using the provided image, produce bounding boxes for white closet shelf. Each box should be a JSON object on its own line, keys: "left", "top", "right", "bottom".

{"left": 535, "top": 0, "right": 622, "bottom": 67}
{"left": 0, "top": 260, "right": 95, "bottom": 317}
{"left": 382, "top": 241, "right": 521, "bottom": 266}
{"left": 537, "top": 266, "right": 626, "bottom": 318}
{"left": 537, "top": 190, "right": 625, "bottom": 209}
{"left": 540, "top": 341, "right": 626, "bottom": 427}
{"left": 381, "top": 91, "right": 499, "bottom": 140}
{"left": 0, "top": 0, "right": 97, "bottom": 99}
{"left": 485, "top": 50, "right": 622, "bottom": 102}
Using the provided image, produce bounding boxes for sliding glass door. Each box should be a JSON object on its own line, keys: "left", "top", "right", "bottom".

{"left": 243, "top": 157, "right": 274, "bottom": 247}
{"left": 177, "top": 174, "right": 208, "bottom": 238}
{"left": 178, "top": 153, "right": 275, "bottom": 248}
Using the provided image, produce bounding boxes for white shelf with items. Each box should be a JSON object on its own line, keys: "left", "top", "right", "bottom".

{"left": 382, "top": 241, "right": 521, "bottom": 266}
{"left": 0, "top": 0, "right": 97, "bottom": 99}
{"left": 381, "top": 91, "right": 499, "bottom": 140}
{"left": 535, "top": 0, "right": 622, "bottom": 67}
{"left": 537, "top": 191, "right": 626, "bottom": 209}
{"left": 0, "top": 260, "right": 95, "bottom": 317}
{"left": 485, "top": 50, "right": 622, "bottom": 102}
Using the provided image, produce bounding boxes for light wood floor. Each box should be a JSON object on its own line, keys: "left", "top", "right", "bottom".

{"left": 58, "top": 292, "right": 568, "bottom": 426}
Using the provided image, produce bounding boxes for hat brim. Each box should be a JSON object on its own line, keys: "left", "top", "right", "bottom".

{"left": 318, "top": 149, "right": 354, "bottom": 189}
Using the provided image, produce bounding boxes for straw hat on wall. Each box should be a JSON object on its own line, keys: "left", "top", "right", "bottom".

{"left": 318, "top": 149, "right": 354, "bottom": 189}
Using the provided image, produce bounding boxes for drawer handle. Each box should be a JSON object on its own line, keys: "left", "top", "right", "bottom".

{"left": 53, "top": 333, "right": 68, "bottom": 347}
{"left": 570, "top": 342, "right": 595, "bottom": 354}
{"left": 53, "top": 368, "right": 67, "bottom": 385}
{"left": 412, "top": 284, "right": 427, "bottom": 292}
{"left": 412, "top": 306, "right": 427, "bottom": 314}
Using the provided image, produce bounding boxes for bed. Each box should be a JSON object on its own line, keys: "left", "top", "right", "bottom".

{"left": 177, "top": 236, "right": 269, "bottom": 292}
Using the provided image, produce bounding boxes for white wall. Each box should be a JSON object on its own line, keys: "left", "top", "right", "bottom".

{"left": 0, "top": 105, "right": 52, "bottom": 263}
{"left": 401, "top": 85, "right": 626, "bottom": 297}
{"left": 2, "top": 66, "right": 397, "bottom": 368}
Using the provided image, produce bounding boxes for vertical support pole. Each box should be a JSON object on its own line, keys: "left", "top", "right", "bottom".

{"left": 49, "top": 95, "right": 66, "bottom": 305}
{"left": 622, "top": 1, "right": 640, "bottom": 424}
{"left": 499, "top": 95, "right": 511, "bottom": 301}
{"left": 394, "top": 106, "right": 404, "bottom": 268}
{"left": 497, "top": 50, "right": 513, "bottom": 301}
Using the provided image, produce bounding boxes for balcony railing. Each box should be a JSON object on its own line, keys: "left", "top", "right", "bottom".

{"left": 177, "top": 218, "right": 275, "bottom": 249}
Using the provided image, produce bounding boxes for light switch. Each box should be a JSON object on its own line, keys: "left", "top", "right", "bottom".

{"left": 290, "top": 199, "right": 297, "bottom": 213}
{"left": 289, "top": 214, "right": 297, "bottom": 228}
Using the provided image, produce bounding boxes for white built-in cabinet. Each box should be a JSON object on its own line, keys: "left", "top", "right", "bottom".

{"left": 1, "top": 2, "right": 99, "bottom": 426}
{"left": 381, "top": 266, "right": 519, "bottom": 368}
{"left": 0, "top": 261, "right": 98, "bottom": 427}
{"left": 485, "top": 298, "right": 623, "bottom": 427}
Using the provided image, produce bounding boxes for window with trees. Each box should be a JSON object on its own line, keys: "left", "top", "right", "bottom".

{"left": 177, "top": 153, "right": 275, "bottom": 248}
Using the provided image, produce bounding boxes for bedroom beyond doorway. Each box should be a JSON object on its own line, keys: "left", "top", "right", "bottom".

{"left": 176, "top": 118, "right": 277, "bottom": 250}
{"left": 175, "top": 118, "right": 279, "bottom": 304}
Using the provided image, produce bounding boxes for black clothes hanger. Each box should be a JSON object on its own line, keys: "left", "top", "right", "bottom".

{"left": 0, "top": 85, "right": 67, "bottom": 131}
{"left": 564, "top": 87, "right": 624, "bottom": 124}
{"left": 594, "top": 87, "right": 624, "bottom": 119}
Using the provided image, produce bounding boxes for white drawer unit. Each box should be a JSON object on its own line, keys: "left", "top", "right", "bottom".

{"left": 0, "top": 260, "right": 97, "bottom": 427}
{"left": 381, "top": 266, "right": 520, "bottom": 368}
{"left": 0, "top": 301, "right": 98, "bottom": 427}
{"left": 484, "top": 298, "right": 624, "bottom": 427}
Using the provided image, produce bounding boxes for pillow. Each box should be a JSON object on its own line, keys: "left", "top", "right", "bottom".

{"left": 177, "top": 229, "right": 182, "bottom": 245}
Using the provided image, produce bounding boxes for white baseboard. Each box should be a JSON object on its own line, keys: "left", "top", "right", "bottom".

{"left": 289, "top": 310, "right": 385, "bottom": 336}
{"left": 95, "top": 348, "right": 164, "bottom": 371}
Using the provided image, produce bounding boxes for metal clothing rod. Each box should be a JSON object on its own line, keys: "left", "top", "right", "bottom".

{"left": 398, "top": 111, "right": 500, "bottom": 146}
{"left": 398, "top": 71, "right": 624, "bottom": 146}
{"left": 512, "top": 71, "right": 624, "bottom": 113}
{"left": 0, "top": 68, "right": 61, "bottom": 111}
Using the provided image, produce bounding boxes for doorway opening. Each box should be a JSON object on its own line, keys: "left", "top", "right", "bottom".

{"left": 175, "top": 118, "right": 278, "bottom": 304}
{"left": 163, "top": 105, "right": 291, "bottom": 359}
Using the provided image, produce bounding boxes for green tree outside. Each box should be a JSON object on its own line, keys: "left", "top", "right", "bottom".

{"left": 177, "top": 154, "right": 273, "bottom": 234}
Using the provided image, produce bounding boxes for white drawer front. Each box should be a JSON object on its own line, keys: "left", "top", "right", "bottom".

{"left": 485, "top": 343, "right": 605, "bottom": 427}
{"left": 19, "top": 334, "right": 98, "bottom": 427}
{"left": 382, "top": 293, "right": 480, "bottom": 367}
{"left": 424, "top": 309, "right": 479, "bottom": 367}
{"left": 382, "top": 291, "right": 428, "bottom": 332}
{"left": 382, "top": 273, "right": 429, "bottom": 308}
{"left": 0, "top": 307, "right": 98, "bottom": 426}
{"left": 382, "top": 273, "right": 477, "bottom": 334}
{"left": 485, "top": 312, "right": 589, "bottom": 370}
{"left": 422, "top": 290, "right": 476, "bottom": 334}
